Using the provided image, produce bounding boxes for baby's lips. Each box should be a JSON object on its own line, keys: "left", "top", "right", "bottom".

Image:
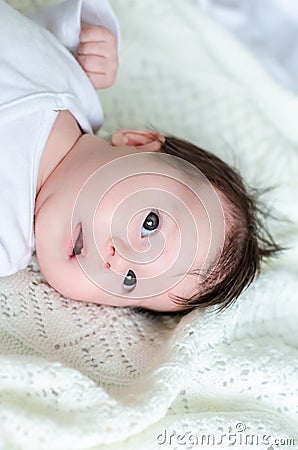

{"left": 67, "top": 234, "right": 75, "bottom": 258}
{"left": 67, "top": 222, "right": 83, "bottom": 258}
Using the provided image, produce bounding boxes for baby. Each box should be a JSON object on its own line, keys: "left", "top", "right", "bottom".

{"left": 0, "top": 0, "right": 280, "bottom": 313}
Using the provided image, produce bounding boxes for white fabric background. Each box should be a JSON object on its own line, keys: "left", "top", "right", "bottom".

{"left": 0, "top": 1, "right": 297, "bottom": 449}
{"left": 192, "top": 0, "right": 298, "bottom": 93}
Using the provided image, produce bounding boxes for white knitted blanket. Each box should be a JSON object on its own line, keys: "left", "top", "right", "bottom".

{"left": 1, "top": 1, "right": 298, "bottom": 449}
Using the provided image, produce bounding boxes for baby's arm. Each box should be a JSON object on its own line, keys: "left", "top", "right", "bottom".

{"left": 26, "top": 0, "right": 120, "bottom": 89}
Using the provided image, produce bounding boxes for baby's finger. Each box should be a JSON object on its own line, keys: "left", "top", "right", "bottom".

{"left": 77, "top": 54, "right": 107, "bottom": 74}
{"left": 77, "top": 41, "right": 109, "bottom": 58}
{"left": 80, "top": 25, "right": 115, "bottom": 44}
{"left": 85, "top": 71, "right": 116, "bottom": 89}
{"left": 77, "top": 42, "right": 118, "bottom": 59}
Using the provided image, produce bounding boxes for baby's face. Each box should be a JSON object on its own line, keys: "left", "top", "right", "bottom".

{"left": 35, "top": 132, "right": 225, "bottom": 312}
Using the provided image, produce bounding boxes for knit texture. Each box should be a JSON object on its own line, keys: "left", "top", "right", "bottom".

{"left": 1, "top": 0, "right": 298, "bottom": 449}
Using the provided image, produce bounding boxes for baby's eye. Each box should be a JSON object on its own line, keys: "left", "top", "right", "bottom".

{"left": 123, "top": 269, "right": 137, "bottom": 291}
{"left": 141, "top": 210, "right": 160, "bottom": 237}
{"left": 122, "top": 211, "right": 159, "bottom": 292}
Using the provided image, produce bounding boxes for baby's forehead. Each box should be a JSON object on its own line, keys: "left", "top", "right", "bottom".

{"left": 106, "top": 151, "right": 227, "bottom": 216}
{"left": 124, "top": 152, "right": 208, "bottom": 196}
{"left": 148, "top": 156, "right": 226, "bottom": 213}
{"left": 97, "top": 150, "right": 228, "bottom": 239}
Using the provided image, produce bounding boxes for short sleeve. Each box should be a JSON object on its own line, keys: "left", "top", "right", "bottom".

{"left": 26, "top": 0, "right": 120, "bottom": 55}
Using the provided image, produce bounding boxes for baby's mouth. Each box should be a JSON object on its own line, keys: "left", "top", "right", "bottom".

{"left": 72, "top": 223, "right": 84, "bottom": 256}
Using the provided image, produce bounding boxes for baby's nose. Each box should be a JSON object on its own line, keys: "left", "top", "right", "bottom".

{"left": 104, "top": 239, "right": 129, "bottom": 273}
{"left": 105, "top": 245, "right": 115, "bottom": 269}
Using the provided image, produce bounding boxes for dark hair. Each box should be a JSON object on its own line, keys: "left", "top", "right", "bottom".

{"left": 160, "top": 136, "right": 283, "bottom": 313}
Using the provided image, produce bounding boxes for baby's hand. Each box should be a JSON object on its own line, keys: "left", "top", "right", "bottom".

{"left": 77, "top": 25, "right": 118, "bottom": 90}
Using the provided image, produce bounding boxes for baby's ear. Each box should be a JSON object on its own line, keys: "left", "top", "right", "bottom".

{"left": 111, "top": 130, "right": 165, "bottom": 151}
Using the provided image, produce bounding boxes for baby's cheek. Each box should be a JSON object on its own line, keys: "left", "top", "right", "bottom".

{"left": 37, "top": 256, "right": 69, "bottom": 296}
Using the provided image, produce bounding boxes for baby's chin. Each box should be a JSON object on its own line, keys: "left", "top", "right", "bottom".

{"left": 35, "top": 251, "right": 181, "bottom": 313}
{"left": 35, "top": 258, "right": 128, "bottom": 307}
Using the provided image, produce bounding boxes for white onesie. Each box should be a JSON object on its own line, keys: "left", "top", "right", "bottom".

{"left": 0, "top": 0, "right": 119, "bottom": 276}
